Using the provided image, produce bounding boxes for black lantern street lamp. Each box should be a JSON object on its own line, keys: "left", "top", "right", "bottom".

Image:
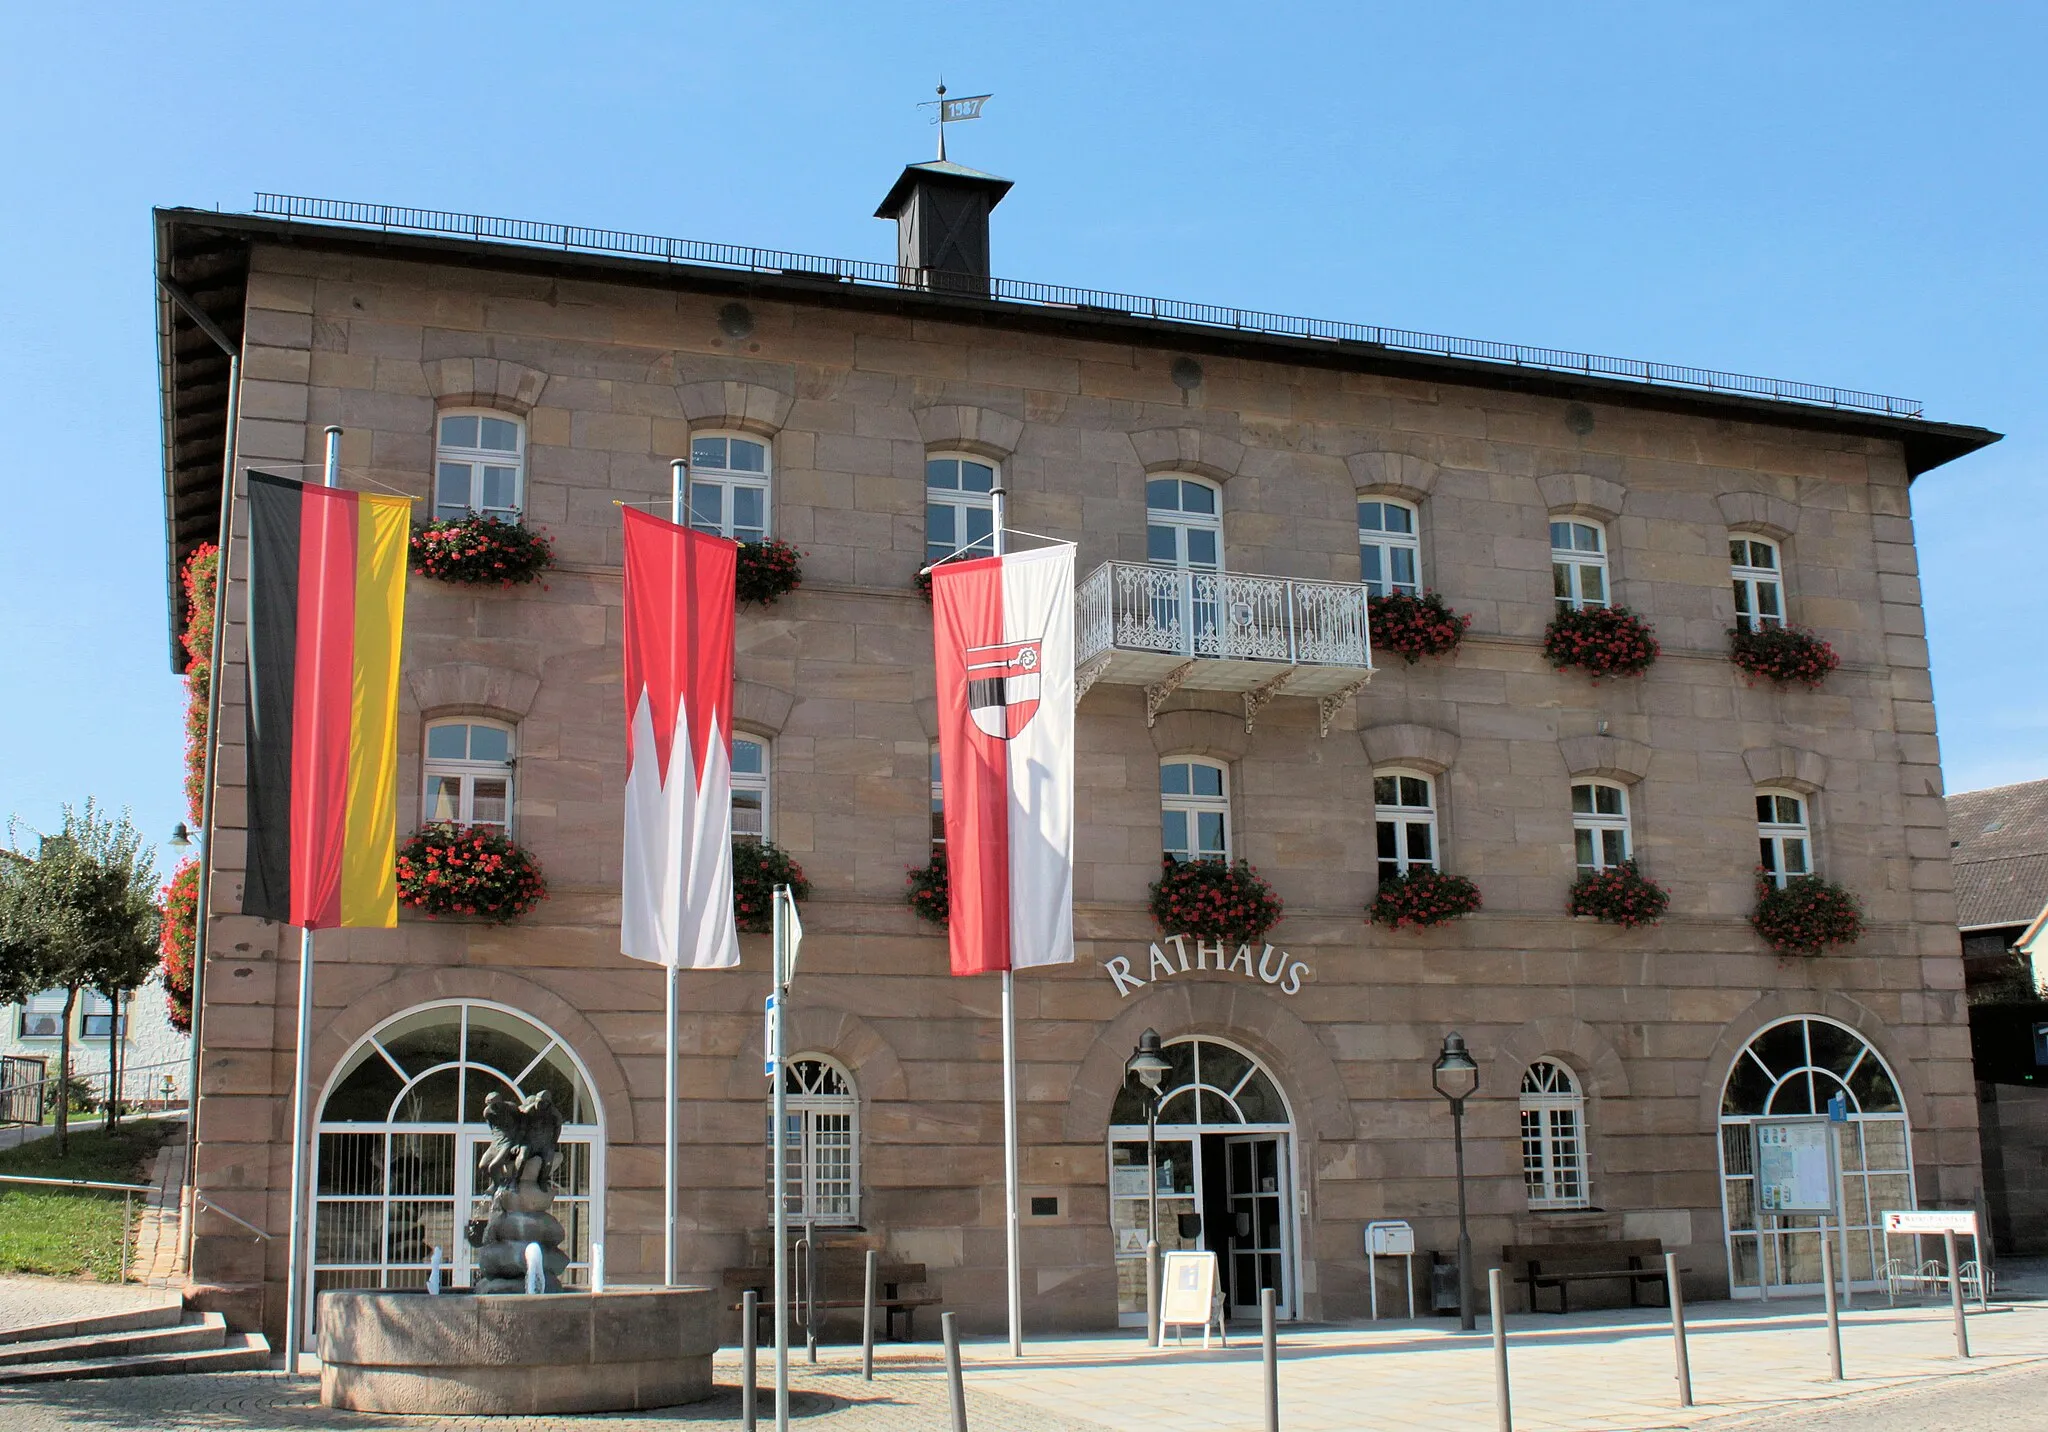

{"left": 1126, "top": 1028, "right": 1172, "bottom": 1348}
{"left": 1432, "top": 1031, "right": 1481, "bottom": 1331}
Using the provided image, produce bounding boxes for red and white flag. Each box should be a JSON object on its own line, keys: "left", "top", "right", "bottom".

{"left": 932, "top": 545, "right": 1076, "bottom": 976}
{"left": 620, "top": 507, "right": 741, "bottom": 970}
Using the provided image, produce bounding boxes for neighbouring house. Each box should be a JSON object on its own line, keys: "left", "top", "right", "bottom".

{"left": 1949, "top": 778, "right": 2048, "bottom": 999}
{"left": 155, "top": 151, "right": 1999, "bottom": 1343}
{"left": 0, "top": 978, "right": 190, "bottom": 1112}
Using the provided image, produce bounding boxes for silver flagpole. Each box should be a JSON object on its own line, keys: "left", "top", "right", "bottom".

{"left": 771, "top": 886, "right": 791, "bottom": 1432}
{"left": 282, "top": 424, "right": 343, "bottom": 1370}
{"left": 990, "top": 483, "right": 1024, "bottom": 1358}
{"left": 666, "top": 459, "right": 687, "bottom": 1290}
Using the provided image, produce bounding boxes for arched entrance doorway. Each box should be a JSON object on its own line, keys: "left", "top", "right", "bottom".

{"left": 1108, "top": 1035, "right": 1297, "bottom": 1322}
{"left": 310, "top": 1001, "right": 604, "bottom": 1327}
{"left": 1716, "top": 1015, "right": 1913, "bottom": 1295}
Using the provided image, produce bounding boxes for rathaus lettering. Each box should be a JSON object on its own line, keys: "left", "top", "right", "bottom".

{"left": 1102, "top": 935, "right": 1311, "bottom": 997}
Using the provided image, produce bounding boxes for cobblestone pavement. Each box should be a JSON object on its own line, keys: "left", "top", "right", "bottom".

{"left": 1712, "top": 1357, "right": 2048, "bottom": 1430}
{"left": 3, "top": 1359, "right": 1114, "bottom": 1431}
{"left": 0, "top": 1276, "right": 179, "bottom": 1336}
{"left": 128, "top": 1139, "right": 186, "bottom": 1288}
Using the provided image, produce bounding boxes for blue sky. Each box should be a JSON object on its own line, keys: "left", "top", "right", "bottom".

{"left": 1, "top": 2, "right": 2042, "bottom": 874}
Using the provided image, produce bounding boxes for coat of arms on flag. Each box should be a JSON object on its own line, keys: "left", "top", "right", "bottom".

{"left": 966, "top": 639, "right": 1043, "bottom": 740}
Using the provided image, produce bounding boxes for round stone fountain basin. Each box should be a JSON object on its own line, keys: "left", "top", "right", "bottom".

{"left": 319, "top": 1287, "right": 719, "bottom": 1414}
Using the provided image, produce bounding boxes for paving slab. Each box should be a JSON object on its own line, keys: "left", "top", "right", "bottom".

{"left": 0, "top": 1277, "right": 180, "bottom": 1339}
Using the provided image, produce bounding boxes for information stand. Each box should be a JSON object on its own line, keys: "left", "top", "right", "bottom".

{"left": 1881, "top": 1210, "right": 1991, "bottom": 1308}
{"left": 1364, "top": 1220, "right": 1417, "bottom": 1320}
{"left": 1159, "top": 1250, "right": 1226, "bottom": 1348}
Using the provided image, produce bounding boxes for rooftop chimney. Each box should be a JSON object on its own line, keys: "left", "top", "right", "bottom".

{"left": 875, "top": 159, "right": 1013, "bottom": 297}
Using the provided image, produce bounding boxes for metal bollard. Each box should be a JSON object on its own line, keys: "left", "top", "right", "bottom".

{"left": 862, "top": 1248, "right": 876, "bottom": 1381}
{"left": 1145, "top": 1239, "right": 1161, "bottom": 1349}
{"left": 1261, "top": 1287, "right": 1278, "bottom": 1432}
{"left": 1489, "top": 1268, "right": 1512, "bottom": 1432}
{"left": 941, "top": 1311, "right": 968, "bottom": 1432}
{"left": 1665, "top": 1252, "right": 1692, "bottom": 1408}
{"left": 1944, "top": 1230, "right": 1969, "bottom": 1359}
{"left": 120, "top": 1190, "right": 131, "bottom": 1284}
{"left": 741, "top": 1290, "right": 758, "bottom": 1432}
{"left": 1820, "top": 1229, "right": 1843, "bottom": 1381}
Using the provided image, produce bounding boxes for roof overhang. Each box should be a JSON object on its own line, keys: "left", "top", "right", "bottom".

{"left": 153, "top": 205, "right": 2004, "bottom": 667}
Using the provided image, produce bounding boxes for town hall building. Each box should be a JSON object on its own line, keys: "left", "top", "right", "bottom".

{"left": 155, "top": 158, "right": 1998, "bottom": 1342}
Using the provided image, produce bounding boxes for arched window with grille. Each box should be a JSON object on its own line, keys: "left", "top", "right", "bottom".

{"left": 1520, "top": 1060, "right": 1589, "bottom": 1210}
{"left": 770, "top": 1057, "right": 859, "bottom": 1226}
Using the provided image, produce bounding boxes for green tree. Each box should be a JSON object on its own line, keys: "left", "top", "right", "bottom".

{"left": 0, "top": 804, "right": 160, "bottom": 1151}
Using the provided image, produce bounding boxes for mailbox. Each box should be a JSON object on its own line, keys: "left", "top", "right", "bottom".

{"left": 1365, "top": 1220, "right": 1415, "bottom": 1256}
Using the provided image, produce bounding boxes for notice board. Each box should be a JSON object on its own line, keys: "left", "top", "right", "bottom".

{"left": 1755, "top": 1119, "right": 1836, "bottom": 1213}
{"left": 1160, "top": 1250, "right": 1219, "bottom": 1328}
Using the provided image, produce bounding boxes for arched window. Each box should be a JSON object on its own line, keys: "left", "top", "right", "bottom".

{"left": 1520, "top": 1061, "right": 1589, "bottom": 1210}
{"left": 1358, "top": 498, "right": 1421, "bottom": 598}
{"left": 1373, "top": 770, "right": 1436, "bottom": 881}
{"left": 1756, "top": 790, "right": 1811, "bottom": 887}
{"left": 1731, "top": 536, "right": 1785, "bottom": 631}
{"left": 925, "top": 455, "right": 997, "bottom": 563}
{"left": 1147, "top": 476, "right": 1223, "bottom": 571}
{"left": 434, "top": 412, "right": 524, "bottom": 523}
{"left": 686, "top": 434, "right": 771, "bottom": 542}
{"left": 313, "top": 1002, "right": 603, "bottom": 1319}
{"left": 423, "top": 720, "right": 514, "bottom": 831}
{"left": 1550, "top": 519, "right": 1608, "bottom": 610}
{"left": 1718, "top": 1016, "right": 1912, "bottom": 1293}
{"left": 1571, "top": 781, "right": 1631, "bottom": 873}
{"left": 732, "top": 736, "right": 769, "bottom": 843}
{"left": 1161, "top": 759, "right": 1230, "bottom": 863}
{"left": 771, "top": 1057, "right": 859, "bottom": 1226}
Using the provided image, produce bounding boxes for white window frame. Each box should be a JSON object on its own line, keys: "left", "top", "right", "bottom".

{"left": 1571, "top": 780, "right": 1632, "bottom": 873}
{"left": 1358, "top": 497, "right": 1422, "bottom": 598}
{"left": 772, "top": 1056, "right": 860, "bottom": 1226}
{"left": 80, "top": 990, "right": 126, "bottom": 1040}
{"left": 929, "top": 743, "right": 946, "bottom": 854}
{"left": 17, "top": 990, "right": 65, "bottom": 1040}
{"left": 1373, "top": 769, "right": 1437, "bottom": 881}
{"left": 1520, "top": 1060, "right": 1590, "bottom": 1210}
{"left": 925, "top": 454, "right": 999, "bottom": 564}
{"left": 1161, "top": 757, "right": 1231, "bottom": 863}
{"left": 422, "top": 720, "right": 516, "bottom": 832}
{"left": 1551, "top": 519, "right": 1609, "bottom": 610}
{"left": 1757, "top": 789, "right": 1812, "bottom": 887}
{"left": 1146, "top": 476, "right": 1225, "bottom": 572}
{"left": 1731, "top": 535, "right": 1786, "bottom": 632}
{"left": 733, "top": 735, "right": 770, "bottom": 844}
{"left": 433, "top": 410, "right": 525, "bottom": 523}
{"left": 686, "top": 433, "right": 772, "bottom": 542}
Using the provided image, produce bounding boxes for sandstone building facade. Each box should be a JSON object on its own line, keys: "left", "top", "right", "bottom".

{"left": 155, "top": 171, "right": 1998, "bottom": 1341}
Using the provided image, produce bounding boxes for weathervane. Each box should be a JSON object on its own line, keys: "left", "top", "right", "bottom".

{"left": 919, "top": 80, "right": 991, "bottom": 162}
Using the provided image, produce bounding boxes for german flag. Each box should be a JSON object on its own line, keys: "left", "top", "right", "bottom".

{"left": 241, "top": 471, "right": 411, "bottom": 929}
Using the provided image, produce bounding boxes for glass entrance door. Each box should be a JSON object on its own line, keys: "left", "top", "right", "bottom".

{"left": 1110, "top": 1137, "right": 1198, "bottom": 1322}
{"left": 1224, "top": 1134, "right": 1290, "bottom": 1318}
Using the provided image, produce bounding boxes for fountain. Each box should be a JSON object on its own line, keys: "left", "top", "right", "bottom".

{"left": 319, "top": 1088, "right": 718, "bottom": 1413}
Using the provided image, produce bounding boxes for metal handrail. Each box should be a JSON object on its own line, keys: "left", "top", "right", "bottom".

{"left": 0, "top": 1174, "right": 152, "bottom": 1194}
{"left": 193, "top": 1190, "right": 272, "bottom": 1240}
{"left": 248, "top": 193, "right": 1923, "bottom": 418}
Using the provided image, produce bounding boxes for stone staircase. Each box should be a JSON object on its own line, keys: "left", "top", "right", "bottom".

{"left": 0, "top": 1301, "right": 269, "bottom": 1382}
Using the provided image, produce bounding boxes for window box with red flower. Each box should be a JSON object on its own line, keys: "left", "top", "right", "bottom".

{"left": 1728, "top": 624, "right": 1841, "bottom": 689}
{"left": 1751, "top": 871, "right": 1862, "bottom": 956}
{"left": 396, "top": 823, "right": 547, "bottom": 922}
{"left": 736, "top": 539, "right": 804, "bottom": 606}
{"left": 1368, "top": 590, "right": 1472, "bottom": 665}
{"left": 1147, "top": 855, "right": 1284, "bottom": 946}
{"left": 905, "top": 848, "right": 948, "bottom": 926}
{"left": 1368, "top": 867, "right": 1483, "bottom": 929}
{"left": 733, "top": 838, "right": 810, "bottom": 933}
{"left": 1565, "top": 859, "right": 1669, "bottom": 927}
{"left": 159, "top": 858, "right": 199, "bottom": 1032}
{"left": 1543, "top": 605, "right": 1660, "bottom": 680}
{"left": 409, "top": 514, "right": 555, "bottom": 587}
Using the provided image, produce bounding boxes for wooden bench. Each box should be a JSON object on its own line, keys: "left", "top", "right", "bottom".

{"left": 1503, "top": 1239, "right": 1673, "bottom": 1314}
{"left": 723, "top": 1254, "right": 940, "bottom": 1342}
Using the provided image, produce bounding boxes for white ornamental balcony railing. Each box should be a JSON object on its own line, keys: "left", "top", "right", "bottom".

{"left": 1074, "top": 561, "right": 1374, "bottom": 735}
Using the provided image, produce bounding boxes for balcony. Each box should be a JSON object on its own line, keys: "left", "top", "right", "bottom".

{"left": 1075, "top": 562, "right": 1374, "bottom": 735}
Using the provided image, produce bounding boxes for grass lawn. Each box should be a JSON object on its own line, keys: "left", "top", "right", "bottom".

{"left": 0, "top": 1120, "right": 176, "bottom": 1281}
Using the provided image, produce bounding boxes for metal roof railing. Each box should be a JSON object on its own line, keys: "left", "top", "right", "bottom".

{"left": 250, "top": 192, "right": 1924, "bottom": 418}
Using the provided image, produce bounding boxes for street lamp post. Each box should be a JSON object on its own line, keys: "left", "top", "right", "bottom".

{"left": 1126, "top": 1028, "right": 1171, "bottom": 1349}
{"left": 1432, "top": 1031, "right": 1481, "bottom": 1332}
